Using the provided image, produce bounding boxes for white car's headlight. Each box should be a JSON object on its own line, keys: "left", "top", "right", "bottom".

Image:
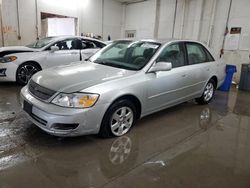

{"left": 0, "top": 56, "right": 17, "bottom": 63}
{"left": 51, "top": 93, "right": 99, "bottom": 108}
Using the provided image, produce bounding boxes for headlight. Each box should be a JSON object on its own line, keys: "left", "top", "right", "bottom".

{"left": 51, "top": 93, "right": 99, "bottom": 108}
{"left": 0, "top": 56, "right": 17, "bottom": 63}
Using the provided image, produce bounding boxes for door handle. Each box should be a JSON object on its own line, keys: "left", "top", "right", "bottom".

{"left": 71, "top": 52, "right": 78, "bottom": 55}
{"left": 181, "top": 74, "right": 186, "bottom": 77}
{"left": 206, "top": 68, "right": 210, "bottom": 71}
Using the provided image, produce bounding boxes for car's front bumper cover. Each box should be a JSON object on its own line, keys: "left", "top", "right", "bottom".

{"left": 20, "top": 86, "right": 109, "bottom": 137}
{"left": 0, "top": 62, "right": 18, "bottom": 81}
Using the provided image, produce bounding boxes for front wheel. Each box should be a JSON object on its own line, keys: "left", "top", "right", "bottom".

{"left": 16, "top": 63, "right": 41, "bottom": 85}
{"left": 196, "top": 80, "right": 215, "bottom": 105}
{"left": 99, "top": 99, "right": 136, "bottom": 138}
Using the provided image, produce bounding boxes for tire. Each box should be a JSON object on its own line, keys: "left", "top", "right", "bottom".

{"left": 16, "top": 62, "right": 41, "bottom": 85}
{"left": 196, "top": 79, "right": 216, "bottom": 105}
{"left": 99, "top": 99, "right": 136, "bottom": 138}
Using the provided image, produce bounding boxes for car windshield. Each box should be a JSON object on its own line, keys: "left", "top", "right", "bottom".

{"left": 90, "top": 40, "right": 161, "bottom": 71}
{"left": 26, "top": 37, "right": 55, "bottom": 49}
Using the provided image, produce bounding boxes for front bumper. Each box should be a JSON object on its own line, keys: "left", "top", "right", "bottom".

{"left": 0, "top": 62, "right": 18, "bottom": 82}
{"left": 20, "top": 86, "right": 109, "bottom": 137}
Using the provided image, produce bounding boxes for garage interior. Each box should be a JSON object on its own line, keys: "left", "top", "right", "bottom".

{"left": 0, "top": 0, "right": 250, "bottom": 187}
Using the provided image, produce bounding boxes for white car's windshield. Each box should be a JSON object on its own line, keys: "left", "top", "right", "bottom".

{"left": 90, "top": 40, "right": 161, "bottom": 71}
{"left": 26, "top": 37, "right": 55, "bottom": 49}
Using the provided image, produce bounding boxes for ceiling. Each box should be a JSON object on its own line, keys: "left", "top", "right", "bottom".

{"left": 115, "top": 0, "right": 147, "bottom": 4}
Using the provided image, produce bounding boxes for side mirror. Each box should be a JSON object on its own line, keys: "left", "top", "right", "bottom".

{"left": 148, "top": 62, "right": 172, "bottom": 73}
{"left": 50, "top": 46, "right": 59, "bottom": 52}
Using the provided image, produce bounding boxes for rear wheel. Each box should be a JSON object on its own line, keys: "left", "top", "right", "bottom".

{"left": 99, "top": 99, "right": 136, "bottom": 138}
{"left": 196, "top": 80, "right": 215, "bottom": 105}
{"left": 16, "top": 62, "right": 41, "bottom": 85}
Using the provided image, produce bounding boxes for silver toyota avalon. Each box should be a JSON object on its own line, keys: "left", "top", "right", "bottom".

{"left": 20, "top": 39, "right": 226, "bottom": 137}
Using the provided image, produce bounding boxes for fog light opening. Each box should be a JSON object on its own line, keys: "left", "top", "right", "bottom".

{"left": 52, "top": 123, "right": 79, "bottom": 130}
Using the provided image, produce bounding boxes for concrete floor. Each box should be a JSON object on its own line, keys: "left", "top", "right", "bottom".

{"left": 0, "top": 83, "right": 250, "bottom": 188}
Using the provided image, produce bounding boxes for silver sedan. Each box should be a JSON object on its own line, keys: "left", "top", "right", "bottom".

{"left": 20, "top": 39, "right": 226, "bottom": 137}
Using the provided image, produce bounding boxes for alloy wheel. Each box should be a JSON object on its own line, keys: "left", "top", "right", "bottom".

{"left": 17, "top": 64, "right": 38, "bottom": 84}
{"left": 204, "top": 82, "right": 214, "bottom": 102}
{"left": 110, "top": 107, "right": 134, "bottom": 136}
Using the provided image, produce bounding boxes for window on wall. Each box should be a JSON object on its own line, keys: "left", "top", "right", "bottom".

{"left": 125, "top": 30, "right": 136, "bottom": 38}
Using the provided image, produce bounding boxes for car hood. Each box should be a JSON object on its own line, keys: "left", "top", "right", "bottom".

{"left": 32, "top": 62, "right": 136, "bottom": 93}
{"left": 0, "top": 46, "right": 39, "bottom": 57}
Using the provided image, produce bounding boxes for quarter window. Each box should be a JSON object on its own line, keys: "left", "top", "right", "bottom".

{"left": 156, "top": 43, "right": 185, "bottom": 68}
{"left": 186, "top": 43, "right": 213, "bottom": 65}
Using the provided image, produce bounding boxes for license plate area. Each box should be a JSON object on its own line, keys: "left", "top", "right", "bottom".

{"left": 23, "top": 100, "right": 33, "bottom": 115}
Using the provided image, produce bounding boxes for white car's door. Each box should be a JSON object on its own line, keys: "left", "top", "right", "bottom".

{"left": 45, "top": 39, "right": 81, "bottom": 68}
{"left": 145, "top": 42, "right": 191, "bottom": 113}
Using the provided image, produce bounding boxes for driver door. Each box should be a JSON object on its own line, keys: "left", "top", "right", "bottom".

{"left": 44, "top": 38, "right": 81, "bottom": 68}
{"left": 145, "top": 42, "right": 190, "bottom": 113}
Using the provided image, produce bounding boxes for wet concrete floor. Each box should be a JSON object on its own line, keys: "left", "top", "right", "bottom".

{"left": 0, "top": 82, "right": 250, "bottom": 188}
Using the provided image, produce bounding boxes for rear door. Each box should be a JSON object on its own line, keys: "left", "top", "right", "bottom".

{"left": 45, "top": 38, "right": 81, "bottom": 68}
{"left": 183, "top": 42, "right": 216, "bottom": 96}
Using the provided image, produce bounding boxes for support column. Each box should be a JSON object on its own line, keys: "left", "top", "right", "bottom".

{"left": 121, "top": 4, "right": 126, "bottom": 38}
{"left": 153, "top": 0, "right": 160, "bottom": 38}
{"left": 192, "top": 0, "right": 204, "bottom": 40}
{"left": 179, "top": 0, "right": 186, "bottom": 39}
{"left": 207, "top": 0, "right": 217, "bottom": 47}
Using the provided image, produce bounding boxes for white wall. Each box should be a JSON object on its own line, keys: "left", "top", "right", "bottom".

{"left": 1, "top": 0, "right": 123, "bottom": 46}
{"left": 1, "top": 0, "right": 250, "bottom": 82}
{"left": 223, "top": 0, "right": 250, "bottom": 82}
{"left": 123, "top": 0, "right": 250, "bottom": 83}
{"left": 125, "top": 0, "right": 156, "bottom": 38}
{"left": 103, "top": 0, "right": 123, "bottom": 40}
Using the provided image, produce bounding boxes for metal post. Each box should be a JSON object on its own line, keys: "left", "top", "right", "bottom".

{"left": 0, "top": 3, "right": 4, "bottom": 46}
{"left": 16, "top": 0, "right": 21, "bottom": 40}
{"left": 221, "top": 0, "right": 233, "bottom": 57}
{"left": 102, "top": 0, "right": 104, "bottom": 39}
{"left": 35, "top": 0, "right": 39, "bottom": 39}
{"left": 172, "top": 0, "right": 178, "bottom": 38}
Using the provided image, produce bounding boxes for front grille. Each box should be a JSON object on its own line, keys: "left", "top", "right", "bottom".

{"left": 28, "top": 80, "right": 56, "bottom": 101}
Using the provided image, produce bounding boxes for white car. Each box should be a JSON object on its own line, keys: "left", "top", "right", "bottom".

{"left": 0, "top": 36, "right": 106, "bottom": 85}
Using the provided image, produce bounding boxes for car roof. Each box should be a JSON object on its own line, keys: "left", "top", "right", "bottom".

{"left": 45, "top": 35, "right": 106, "bottom": 44}
{"left": 112, "top": 38, "right": 205, "bottom": 45}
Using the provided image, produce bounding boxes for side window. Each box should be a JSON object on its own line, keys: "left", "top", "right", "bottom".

{"left": 82, "top": 40, "right": 97, "bottom": 49}
{"left": 156, "top": 43, "right": 185, "bottom": 68}
{"left": 94, "top": 41, "right": 106, "bottom": 48}
{"left": 51, "top": 39, "right": 82, "bottom": 50}
{"left": 186, "top": 43, "right": 209, "bottom": 65}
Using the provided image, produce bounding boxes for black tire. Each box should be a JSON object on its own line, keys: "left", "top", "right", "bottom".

{"left": 16, "top": 62, "right": 41, "bottom": 85}
{"left": 196, "top": 79, "right": 216, "bottom": 105}
{"left": 99, "top": 99, "right": 136, "bottom": 138}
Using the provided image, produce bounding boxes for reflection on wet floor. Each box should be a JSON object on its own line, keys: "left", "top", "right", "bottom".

{"left": 0, "top": 83, "right": 250, "bottom": 188}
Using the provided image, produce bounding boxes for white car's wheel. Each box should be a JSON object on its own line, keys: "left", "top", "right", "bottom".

{"left": 16, "top": 63, "right": 41, "bottom": 85}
